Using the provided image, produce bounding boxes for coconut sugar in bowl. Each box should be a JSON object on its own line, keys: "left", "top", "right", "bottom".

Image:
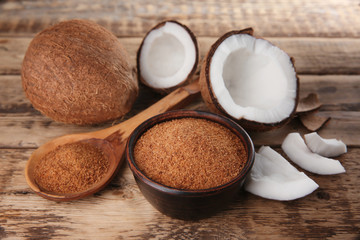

{"left": 126, "top": 110, "right": 255, "bottom": 220}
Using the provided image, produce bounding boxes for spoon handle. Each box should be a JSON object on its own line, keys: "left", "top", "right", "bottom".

{"left": 93, "top": 80, "right": 201, "bottom": 139}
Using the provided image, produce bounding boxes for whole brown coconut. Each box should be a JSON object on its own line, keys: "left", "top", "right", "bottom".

{"left": 22, "top": 19, "right": 138, "bottom": 125}
{"left": 200, "top": 28, "right": 299, "bottom": 131}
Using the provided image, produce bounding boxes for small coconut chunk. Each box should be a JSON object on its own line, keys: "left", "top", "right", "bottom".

{"left": 282, "top": 133, "right": 346, "bottom": 175}
{"left": 245, "top": 146, "right": 318, "bottom": 201}
{"left": 304, "top": 132, "right": 347, "bottom": 157}
{"left": 209, "top": 34, "right": 297, "bottom": 124}
{"left": 139, "top": 21, "right": 197, "bottom": 89}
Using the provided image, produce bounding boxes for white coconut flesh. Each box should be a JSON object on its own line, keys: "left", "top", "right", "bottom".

{"left": 282, "top": 132, "right": 346, "bottom": 175}
{"left": 304, "top": 132, "right": 347, "bottom": 157}
{"left": 210, "top": 34, "right": 297, "bottom": 123}
{"left": 139, "top": 22, "right": 197, "bottom": 89}
{"left": 245, "top": 146, "right": 318, "bottom": 201}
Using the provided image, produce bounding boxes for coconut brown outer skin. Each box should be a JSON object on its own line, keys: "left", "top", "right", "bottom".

{"left": 137, "top": 20, "right": 199, "bottom": 94}
{"left": 199, "top": 28, "right": 299, "bottom": 132}
{"left": 22, "top": 19, "right": 138, "bottom": 125}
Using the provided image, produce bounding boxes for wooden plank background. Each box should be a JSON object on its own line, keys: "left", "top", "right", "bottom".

{"left": 0, "top": 0, "right": 359, "bottom": 38}
{"left": 0, "top": 0, "right": 359, "bottom": 239}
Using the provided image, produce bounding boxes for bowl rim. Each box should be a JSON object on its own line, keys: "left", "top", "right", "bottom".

{"left": 126, "top": 110, "right": 255, "bottom": 196}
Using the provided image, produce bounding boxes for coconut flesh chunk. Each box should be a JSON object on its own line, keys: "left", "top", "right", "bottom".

{"left": 139, "top": 22, "right": 197, "bottom": 89}
{"left": 282, "top": 133, "right": 346, "bottom": 175}
{"left": 245, "top": 146, "right": 318, "bottom": 201}
{"left": 304, "top": 132, "right": 347, "bottom": 157}
{"left": 210, "top": 34, "right": 298, "bottom": 124}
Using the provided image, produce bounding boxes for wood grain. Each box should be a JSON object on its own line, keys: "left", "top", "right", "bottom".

{"left": 0, "top": 0, "right": 359, "bottom": 38}
{"left": 2, "top": 37, "right": 360, "bottom": 75}
{"left": 1, "top": 148, "right": 359, "bottom": 239}
{"left": 0, "top": 1, "right": 359, "bottom": 238}
{"left": 1, "top": 75, "right": 359, "bottom": 148}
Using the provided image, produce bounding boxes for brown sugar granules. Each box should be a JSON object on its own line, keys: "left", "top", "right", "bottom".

{"left": 34, "top": 142, "right": 109, "bottom": 194}
{"left": 134, "top": 118, "right": 247, "bottom": 190}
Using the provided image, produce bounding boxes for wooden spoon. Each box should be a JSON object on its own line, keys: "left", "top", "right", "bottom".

{"left": 25, "top": 81, "right": 200, "bottom": 201}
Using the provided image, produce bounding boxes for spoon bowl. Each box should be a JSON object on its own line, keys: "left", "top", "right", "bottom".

{"left": 24, "top": 81, "right": 200, "bottom": 201}
{"left": 25, "top": 136, "right": 122, "bottom": 201}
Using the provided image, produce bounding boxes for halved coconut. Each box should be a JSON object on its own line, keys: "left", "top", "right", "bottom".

{"left": 282, "top": 132, "right": 346, "bottom": 175}
{"left": 304, "top": 132, "right": 347, "bottom": 157}
{"left": 200, "top": 28, "right": 299, "bottom": 131}
{"left": 245, "top": 146, "right": 318, "bottom": 201}
{"left": 137, "top": 20, "right": 199, "bottom": 93}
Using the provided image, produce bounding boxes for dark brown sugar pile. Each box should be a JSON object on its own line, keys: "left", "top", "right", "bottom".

{"left": 134, "top": 118, "right": 247, "bottom": 190}
{"left": 34, "top": 142, "right": 109, "bottom": 194}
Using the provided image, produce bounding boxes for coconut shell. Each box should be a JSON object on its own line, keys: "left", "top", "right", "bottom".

{"left": 296, "top": 93, "right": 322, "bottom": 113}
{"left": 22, "top": 19, "right": 138, "bottom": 125}
{"left": 300, "top": 112, "right": 331, "bottom": 132}
{"left": 199, "top": 28, "right": 299, "bottom": 132}
{"left": 137, "top": 20, "right": 199, "bottom": 94}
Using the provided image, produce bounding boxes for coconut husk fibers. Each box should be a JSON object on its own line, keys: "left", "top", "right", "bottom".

{"left": 199, "top": 28, "right": 299, "bottom": 132}
{"left": 22, "top": 19, "right": 138, "bottom": 125}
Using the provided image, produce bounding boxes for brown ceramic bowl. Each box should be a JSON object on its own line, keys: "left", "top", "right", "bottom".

{"left": 125, "top": 110, "right": 255, "bottom": 220}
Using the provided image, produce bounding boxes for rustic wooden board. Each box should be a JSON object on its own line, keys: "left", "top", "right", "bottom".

{"left": 1, "top": 148, "right": 359, "bottom": 239}
{"left": 1, "top": 1, "right": 359, "bottom": 238}
{"left": 2, "top": 74, "right": 360, "bottom": 115}
{"left": 2, "top": 37, "right": 360, "bottom": 75}
{"left": 0, "top": 0, "right": 359, "bottom": 38}
{"left": 299, "top": 75, "right": 360, "bottom": 111}
{"left": 1, "top": 110, "right": 359, "bottom": 149}
{"left": 1, "top": 75, "right": 359, "bottom": 148}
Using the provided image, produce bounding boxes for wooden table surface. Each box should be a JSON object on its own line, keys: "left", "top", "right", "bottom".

{"left": 1, "top": 1, "right": 359, "bottom": 239}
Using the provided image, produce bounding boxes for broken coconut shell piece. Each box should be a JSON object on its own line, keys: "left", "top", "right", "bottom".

{"left": 245, "top": 146, "right": 318, "bottom": 201}
{"left": 282, "top": 132, "right": 346, "bottom": 175}
{"left": 296, "top": 93, "right": 322, "bottom": 114}
{"left": 300, "top": 112, "right": 331, "bottom": 132}
{"left": 199, "top": 28, "right": 299, "bottom": 131}
{"left": 297, "top": 93, "right": 329, "bottom": 131}
{"left": 304, "top": 132, "right": 347, "bottom": 157}
{"left": 137, "top": 20, "right": 199, "bottom": 93}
